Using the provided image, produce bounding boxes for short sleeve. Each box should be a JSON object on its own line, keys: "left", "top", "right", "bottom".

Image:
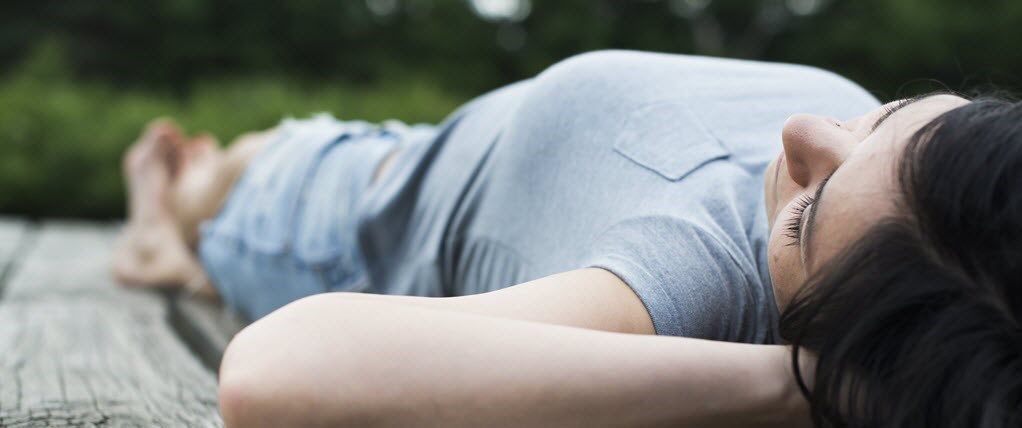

{"left": 583, "top": 216, "right": 768, "bottom": 341}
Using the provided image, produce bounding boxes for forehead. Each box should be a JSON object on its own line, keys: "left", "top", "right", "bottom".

{"left": 805, "top": 95, "right": 968, "bottom": 272}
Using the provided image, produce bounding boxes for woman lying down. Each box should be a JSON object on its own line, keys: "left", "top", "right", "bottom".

{"left": 112, "top": 50, "right": 1022, "bottom": 427}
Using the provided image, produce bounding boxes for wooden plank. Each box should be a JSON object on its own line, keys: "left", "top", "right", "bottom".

{"left": 6, "top": 221, "right": 247, "bottom": 368}
{"left": 0, "top": 295, "right": 222, "bottom": 426}
{"left": 0, "top": 219, "right": 30, "bottom": 288}
{"left": 0, "top": 222, "right": 224, "bottom": 426}
{"left": 4, "top": 221, "right": 121, "bottom": 298}
{"left": 170, "top": 296, "right": 246, "bottom": 372}
{"left": 0, "top": 218, "right": 28, "bottom": 261}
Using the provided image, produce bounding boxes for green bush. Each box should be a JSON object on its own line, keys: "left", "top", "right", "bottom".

{"left": 0, "top": 44, "right": 467, "bottom": 218}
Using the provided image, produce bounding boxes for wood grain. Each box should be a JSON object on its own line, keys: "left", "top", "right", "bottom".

{"left": 0, "top": 222, "right": 226, "bottom": 427}
{"left": 4, "top": 221, "right": 120, "bottom": 298}
{"left": 170, "top": 296, "right": 245, "bottom": 372}
{"left": 0, "top": 295, "right": 223, "bottom": 427}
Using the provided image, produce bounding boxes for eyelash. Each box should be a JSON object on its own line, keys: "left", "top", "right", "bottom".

{"left": 783, "top": 194, "right": 815, "bottom": 247}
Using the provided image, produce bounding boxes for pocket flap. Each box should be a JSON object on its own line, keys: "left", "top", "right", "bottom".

{"left": 614, "top": 102, "right": 730, "bottom": 181}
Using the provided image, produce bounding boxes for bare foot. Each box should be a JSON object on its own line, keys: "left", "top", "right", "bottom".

{"left": 112, "top": 119, "right": 217, "bottom": 297}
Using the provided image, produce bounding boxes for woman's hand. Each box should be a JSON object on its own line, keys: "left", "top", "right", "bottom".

{"left": 781, "top": 346, "right": 817, "bottom": 428}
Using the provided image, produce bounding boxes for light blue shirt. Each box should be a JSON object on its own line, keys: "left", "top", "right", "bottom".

{"left": 357, "top": 51, "right": 879, "bottom": 342}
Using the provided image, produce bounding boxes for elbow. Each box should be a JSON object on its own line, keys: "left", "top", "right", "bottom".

{"left": 217, "top": 295, "right": 376, "bottom": 427}
{"left": 218, "top": 351, "right": 274, "bottom": 428}
{"left": 218, "top": 320, "right": 314, "bottom": 427}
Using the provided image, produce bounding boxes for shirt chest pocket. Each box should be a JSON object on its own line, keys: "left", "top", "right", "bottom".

{"left": 613, "top": 102, "right": 730, "bottom": 181}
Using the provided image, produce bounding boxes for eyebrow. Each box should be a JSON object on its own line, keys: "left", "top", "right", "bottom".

{"left": 869, "top": 94, "right": 935, "bottom": 132}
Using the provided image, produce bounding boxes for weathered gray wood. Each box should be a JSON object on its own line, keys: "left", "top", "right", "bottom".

{"left": 0, "top": 219, "right": 30, "bottom": 287}
{"left": 0, "top": 218, "right": 28, "bottom": 259}
{"left": 0, "top": 221, "right": 224, "bottom": 426}
{"left": 170, "top": 296, "right": 246, "bottom": 372}
{"left": 4, "top": 221, "right": 121, "bottom": 298}
{"left": 0, "top": 294, "right": 222, "bottom": 427}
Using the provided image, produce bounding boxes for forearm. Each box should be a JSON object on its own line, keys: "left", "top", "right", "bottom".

{"left": 219, "top": 297, "right": 808, "bottom": 427}
{"left": 317, "top": 268, "right": 657, "bottom": 335}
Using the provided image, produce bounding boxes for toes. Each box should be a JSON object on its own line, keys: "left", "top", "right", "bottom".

{"left": 142, "top": 117, "right": 185, "bottom": 145}
{"left": 124, "top": 118, "right": 187, "bottom": 177}
{"left": 143, "top": 120, "right": 188, "bottom": 176}
{"left": 131, "top": 119, "right": 185, "bottom": 162}
{"left": 188, "top": 132, "right": 220, "bottom": 148}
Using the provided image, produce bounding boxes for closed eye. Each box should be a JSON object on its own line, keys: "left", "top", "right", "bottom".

{"left": 783, "top": 194, "right": 814, "bottom": 247}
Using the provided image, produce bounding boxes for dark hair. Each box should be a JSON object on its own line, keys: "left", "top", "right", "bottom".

{"left": 779, "top": 95, "right": 1022, "bottom": 428}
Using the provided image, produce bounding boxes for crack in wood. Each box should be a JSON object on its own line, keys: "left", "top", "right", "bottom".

{"left": 165, "top": 293, "right": 245, "bottom": 375}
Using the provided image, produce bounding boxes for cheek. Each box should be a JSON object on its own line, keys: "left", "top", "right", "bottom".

{"left": 768, "top": 162, "right": 805, "bottom": 226}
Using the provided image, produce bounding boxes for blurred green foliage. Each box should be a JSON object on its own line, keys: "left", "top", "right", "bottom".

{"left": 0, "top": 42, "right": 465, "bottom": 218}
{"left": 0, "top": 0, "right": 1019, "bottom": 218}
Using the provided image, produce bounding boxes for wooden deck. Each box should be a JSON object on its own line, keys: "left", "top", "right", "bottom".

{"left": 0, "top": 219, "right": 245, "bottom": 427}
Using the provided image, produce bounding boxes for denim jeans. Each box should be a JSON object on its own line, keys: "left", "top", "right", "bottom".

{"left": 198, "top": 114, "right": 436, "bottom": 320}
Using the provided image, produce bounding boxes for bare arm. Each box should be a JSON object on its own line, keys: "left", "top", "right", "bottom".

{"left": 321, "top": 268, "right": 656, "bottom": 334}
{"left": 218, "top": 269, "right": 809, "bottom": 427}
